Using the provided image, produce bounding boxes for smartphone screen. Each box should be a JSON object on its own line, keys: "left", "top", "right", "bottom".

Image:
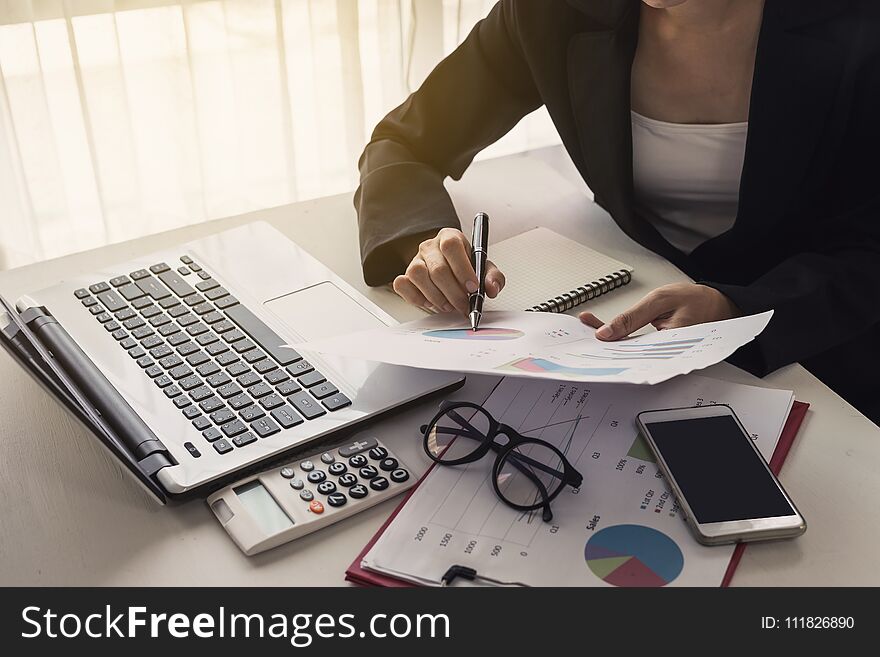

{"left": 645, "top": 414, "right": 796, "bottom": 523}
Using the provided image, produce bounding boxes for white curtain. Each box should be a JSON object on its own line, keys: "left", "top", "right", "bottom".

{"left": 0, "top": 0, "right": 559, "bottom": 270}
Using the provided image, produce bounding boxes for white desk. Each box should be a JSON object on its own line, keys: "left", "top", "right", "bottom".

{"left": 1, "top": 146, "right": 877, "bottom": 586}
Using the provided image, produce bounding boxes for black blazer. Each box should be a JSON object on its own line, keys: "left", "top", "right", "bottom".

{"left": 354, "top": 0, "right": 880, "bottom": 422}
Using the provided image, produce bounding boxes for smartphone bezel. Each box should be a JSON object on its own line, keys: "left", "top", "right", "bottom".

{"left": 635, "top": 404, "right": 806, "bottom": 545}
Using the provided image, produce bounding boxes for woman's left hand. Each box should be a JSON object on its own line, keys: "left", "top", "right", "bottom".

{"left": 579, "top": 283, "right": 741, "bottom": 340}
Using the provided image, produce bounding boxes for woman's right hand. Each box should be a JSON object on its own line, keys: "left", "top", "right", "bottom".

{"left": 392, "top": 227, "right": 506, "bottom": 314}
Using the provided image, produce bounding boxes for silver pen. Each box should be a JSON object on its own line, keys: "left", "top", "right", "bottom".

{"left": 468, "top": 212, "right": 489, "bottom": 331}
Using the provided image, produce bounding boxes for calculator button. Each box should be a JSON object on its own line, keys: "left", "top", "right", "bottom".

{"left": 280, "top": 467, "right": 295, "bottom": 479}
{"left": 337, "top": 473, "right": 357, "bottom": 488}
{"left": 317, "top": 481, "right": 337, "bottom": 495}
{"left": 320, "top": 452, "right": 335, "bottom": 464}
{"left": 337, "top": 437, "right": 378, "bottom": 457}
{"left": 359, "top": 465, "right": 378, "bottom": 479}
{"left": 369, "top": 446, "right": 389, "bottom": 460}
{"left": 299, "top": 460, "right": 314, "bottom": 472}
{"left": 379, "top": 457, "right": 399, "bottom": 472}
{"left": 299, "top": 490, "right": 314, "bottom": 502}
{"left": 307, "top": 470, "right": 326, "bottom": 484}
{"left": 390, "top": 469, "right": 410, "bottom": 483}
{"left": 328, "top": 462, "right": 346, "bottom": 476}
{"left": 309, "top": 500, "right": 324, "bottom": 514}
{"left": 369, "top": 476, "right": 390, "bottom": 491}
{"left": 349, "top": 484, "right": 368, "bottom": 499}
{"left": 326, "top": 492, "right": 347, "bottom": 507}
{"left": 289, "top": 478, "right": 304, "bottom": 490}
{"left": 213, "top": 439, "right": 233, "bottom": 455}
{"left": 348, "top": 454, "right": 368, "bottom": 468}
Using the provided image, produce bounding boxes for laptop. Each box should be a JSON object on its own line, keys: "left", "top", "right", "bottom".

{"left": 0, "top": 222, "right": 463, "bottom": 503}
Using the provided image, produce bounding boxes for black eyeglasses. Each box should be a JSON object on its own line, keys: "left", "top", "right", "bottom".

{"left": 420, "top": 401, "right": 583, "bottom": 522}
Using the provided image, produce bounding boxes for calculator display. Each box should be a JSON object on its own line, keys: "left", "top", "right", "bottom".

{"left": 234, "top": 480, "right": 294, "bottom": 534}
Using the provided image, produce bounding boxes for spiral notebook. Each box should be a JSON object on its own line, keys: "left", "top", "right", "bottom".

{"left": 484, "top": 227, "right": 634, "bottom": 314}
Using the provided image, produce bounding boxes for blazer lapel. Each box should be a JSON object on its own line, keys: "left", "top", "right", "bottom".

{"left": 566, "top": 1, "right": 685, "bottom": 262}
{"left": 733, "top": 2, "right": 850, "bottom": 235}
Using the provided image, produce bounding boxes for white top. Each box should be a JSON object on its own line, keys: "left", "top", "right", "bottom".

{"left": 631, "top": 110, "right": 748, "bottom": 254}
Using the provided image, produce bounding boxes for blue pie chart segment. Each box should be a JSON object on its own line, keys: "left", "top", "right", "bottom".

{"left": 585, "top": 524, "right": 684, "bottom": 587}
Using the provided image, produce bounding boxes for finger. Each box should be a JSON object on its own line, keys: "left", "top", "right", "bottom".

{"left": 436, "top": 229, "right": 479, "bottom": 293}
{"left": 578, "top": 311, "right": 604, "bottom": 329}
{"left": 392, "top": 275, "right": 430, "bottom": 310}
{"left": 406, "top": 257, "right": 453, "bottom": 312}
{"left": 596, "top": 294, "right": 670, "bottom": 341}
{"left": 484, "top": 261, "right": 506, "bottom": 298}
{"left": 421, "top": 248, "right": 470, "bottom": 314}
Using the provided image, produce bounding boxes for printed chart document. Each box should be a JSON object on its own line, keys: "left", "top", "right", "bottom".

{"left": 361, "top": 375, "right": 795, "bottom": 587}
{"left": 294, "top": 310, "right": 773, "bottom": 385}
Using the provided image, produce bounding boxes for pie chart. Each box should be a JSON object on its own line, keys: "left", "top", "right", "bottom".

{"left": 585, "top": 524, "right": 684, "bottom": 587}
{"left": 422, "top": 327, "right": 524, "bottom": 341}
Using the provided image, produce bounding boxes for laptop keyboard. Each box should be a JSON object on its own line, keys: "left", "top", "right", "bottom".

{"left": 73, "top": 256, "right": 351, "bottom": 458}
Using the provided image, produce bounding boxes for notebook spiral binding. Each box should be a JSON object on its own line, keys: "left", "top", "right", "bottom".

{"left": 526, "top": 269, "right": 632, "bottom": 314}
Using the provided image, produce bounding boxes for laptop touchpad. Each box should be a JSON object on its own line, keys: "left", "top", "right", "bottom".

{"left": 263, "top": 282, "right": 386, "bottom": 342}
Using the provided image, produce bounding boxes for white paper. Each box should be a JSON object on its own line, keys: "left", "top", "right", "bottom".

{"left": 362, "top": 375, "right": 795, "bottom": 587}
{"left": 294, "top": 310, "right": 773, "bottom": 385}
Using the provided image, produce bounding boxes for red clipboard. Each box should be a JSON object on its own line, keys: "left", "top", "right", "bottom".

{"left": 345, "top": 400, "right": 810, "bottom": 588}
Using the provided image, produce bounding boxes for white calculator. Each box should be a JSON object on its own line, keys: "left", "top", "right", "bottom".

{"left": 207, "top": 436, "right": 414, "bottom": 555}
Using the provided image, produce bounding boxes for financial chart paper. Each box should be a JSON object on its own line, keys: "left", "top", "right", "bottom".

{"left": 294, "top": 310, "right": 773, "bottom": 385}
{"left": 361, "top": 375, "right": 794, "bottom": 587}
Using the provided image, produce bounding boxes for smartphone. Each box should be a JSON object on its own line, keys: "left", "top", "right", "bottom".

{"left": 636, "top": 404, "right": 806, "bottom": 545}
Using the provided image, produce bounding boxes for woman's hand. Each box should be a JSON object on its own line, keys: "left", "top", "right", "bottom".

{"left": 392, "top": 228, "right": 506, "bottom": 314}
{"left": 579, "top": 283, "right": 741, "bottom": 340}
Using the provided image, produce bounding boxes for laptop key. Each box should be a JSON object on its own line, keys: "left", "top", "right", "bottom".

{"left": 214, "top": 295, "right": 238, "bottom": 309}
{"left": 189, "top": 262, "right": 202, "bottom": 272}
{"left": 232, "top": 432, "right": 257, "bottom": 448}
{"left": 193, "top": 302, "right": 214, "bottom": 316}
{"left": 115, "top": 308, "right": 136, "bottom": 321}
{"left": 217, "top": 383, "right": 243, "bottom": 399}
{"left": 167, "top": 304, "right": 189, "bottom": 318}
{"left": 224, "top": 304, "right": 300, "bottom": 366}
{"left": 205, "top": 287, "right": 229, "bottom": 301}
{"left": 142, "top": 335, "right": 163, "bottom": 350}
{"left": 250, "top": 417, "right": 281, "bottom": 438}
{"left": 89, "top": 282, "right": 110, "bottom": 294}
{"left": 177, "top": 341, "right": 200, "bottom": 357}
{"left": 183, "top": 406, "right": 201, "bottom": 420}
{"left": 226, "top": 361, "right": 250, "bottom": 377}
{"left": 118, "top": 283, "right": 145, "bottom": 301}
{"left": 150, "top": 263, "right": 171, "bottom": 274}
{"left": 129, "top": 347, "right": 146, "bottom": 360}
{"left": 221, "top": 419, "right": 247, "bottom": 437}
{"left": 158, "top": 326, "right": 179, "bottom": 340}
{"left": 287, "top": 360, "right": 314, "bottom": 376}
{"left": 193, "top": 416, "right": 212, "bottom": 431}
{"left": 198, "top": 271, "right": 211, "bottom": 280}
{"left": 228, "top": 393, "right": 253, "bottom": 411}
{"left": 249, "top": 382, "right": 272, "bottom": 398}
{"left": 240, "top": 405, "right": 265, "bottom": 422}
{"left": 136, "top": 355, "right": 153, "bottom": 368}
{"left": 158, "top": 269, "right": 195, "bottom": 298}
{"left": 215, "top": 350, "right": 237, "bottom": 365}
{"left": 202, "top": 427, "right": 222, "bottom": 442}
{"left": 83, "top": 297, "right": 99, "bottom": 308}
{"left": 183, "top": 293, "right": 205, "bottom": 307}
{"left": 110, "top": 275, "right": 131, "bottom": 287}
{"left": 323, "top": 393, "right": 352, "bottom": 412}
{"left": 179, "top": 375, "right": 202, "bottom": 391}
{"left": 297, "top": 370, "right": 326, "bottom": 388}
{"left": 164, "top": 385, "right": 182, "bottom": 398}
{"left": 186, "top": 322, "right": 208, "bottom": 336}
{"left": 199, "top": 397, "right": 223, "bottom": 414}
{"left": 167, "top": 332, "right": 189, "bottom": 347}
{"left": 130, "top": 269, "right": 150, "bottom": 280}
{"left": 189, "top": 386, "right": 213, "bottom": 402}
{"left": 140, "top": 305, "right": 161, "bottom": 319}
{"left": 95, "top": 312, "right": 111, "bottom": 323}
{"left": 159, "top": 296, "right": 180, "bottom": 309}
{"left": 243, "top": 349, "right": 267, "bottom": 364}
{"left": 173, "top": 395, "right": 191, "bottom": 409}
{"left": 196, "top": 361, "right": 220, "bottom": 377}
{"left": 120, "top": 337, "right": 137, "bottom": 350}
{"left": 236, "top": 372, "right": 260, "bottom": 388}
{"left": 287, "top": 391, "right": 326, "bottom": 420}
{"left": 265, "top": 369, "right": 289, "bottom": 385}
{"left": 202, "top": 311, "right": 224, "bottom": 324}
{"left": 132, "top": 296, "right": 152, "bottom": 310}
{"left": 150, "top": 344, "right": 172, "bottom": 359}
{"left": 132, "top": 326, "right": 154, "bottom": 340}
{"left": 213, "top": 439, "right": 233, "bottom": 455}
{"left": 169, "top": 365, "right": 193, "bottom": 380}
{"left": 271, "top": 405, "right": 303, "bottom": 429}
{"left": 276, "top": 380, "right": 301, "bottom": 396}
{"left": 222, "top": 329, "right": 244, "bottom": 343}
{"left": 135, "top": 275, "right": 172, "bottom": 300}
{"left": 196, "top": 278, "right": 219, "bottom": 292}
{"left": 178, "top": 266, "right": 190, "bottom": 276}
{"left": 310, "top": 382, "right": 338, "bottom": 400}
{"left": 187, "top": 350, "right": 210, "bottom": 367}
{"left": 212, "top": 320, "right": 235, "bottom": 333}
{"left": 149, "top": 314, "right": 172, "bottom": 328}
{"left": 196, "top": 332, "right": 218, "bottom": 347}
{"left": 177, "top": 313, "right": 198, "bottom": 327}
{"left": 154, "top": 375, "right": 172, "bottom": 388}
{"left": 145, "top": 365, "right": 163, "bottom": 378}
{"left": 123, "top": 317, "right": 145, "bottom": 330}
{"left": 210, "top": 408, "right": 236, "bottom": 425}
{"left": 180, "top": 255, "right": 193, "bottom": 264}
{"left": 97, "top": 290, "right": 127, "bottom": 312}
{"left": 89, "top": 305, "right": 103, "bottom": 315}
{"left": 259, "top": 393, "right": 285, "bottom": 410}
{"left": 253, "top": 359, "right": 277, "bottom": 374}
{"left": 232, "top": 339, "right": 255, "bottom": 354}
{"left": 207, "top": 372, "right": 232, "bottom": 388}
{"left": 159, "top": 354, "right": 183, "bottom": 369}
{"left": 74, "top": 288, "right": 90, "bottom": 299}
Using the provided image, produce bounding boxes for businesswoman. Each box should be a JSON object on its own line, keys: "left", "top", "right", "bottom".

{"left": 354, "top": 0, "right": 880, "bottom": 424}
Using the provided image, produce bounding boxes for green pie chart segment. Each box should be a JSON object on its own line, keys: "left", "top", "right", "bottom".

{"left": 585, "top": 524, "right": 684, "bottom": 587}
